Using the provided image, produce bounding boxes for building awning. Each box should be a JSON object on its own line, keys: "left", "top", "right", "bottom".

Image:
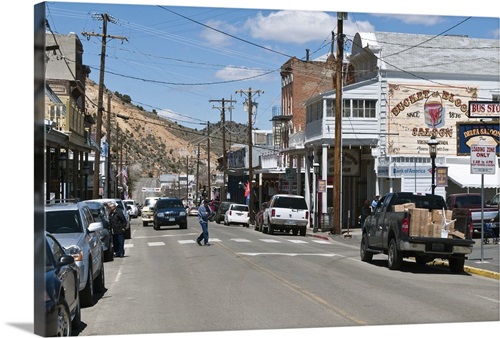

{"left": 447, "top": 164, "right": 500, "bottom": 189}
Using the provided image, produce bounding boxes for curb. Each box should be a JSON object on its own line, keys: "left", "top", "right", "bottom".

{"left": 306, "top": 232, "right": 500, "bottom": 280}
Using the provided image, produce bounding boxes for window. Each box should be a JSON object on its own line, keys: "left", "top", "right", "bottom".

{"left": 343, "top": 99, "right": 376, "bottom": 118}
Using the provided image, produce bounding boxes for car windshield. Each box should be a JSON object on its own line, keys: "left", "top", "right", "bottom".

{"left": 232, "top": 205, "right": 249, "bottom": 212}
{"left": 156, "top": 200, "right": 183, "bottom": 209}
{"left": 273, "top": 197, "right": 307, "bottom": 209}
{"left": 145, "top": 199, "right": 158, "bottom": 207}
{"left": 46, "top": 210, "right": 82, "bottom": 234}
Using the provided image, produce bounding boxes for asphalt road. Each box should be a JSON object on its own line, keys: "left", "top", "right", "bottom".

{"left": 76, "top": 215, "right": 499, "bottom": 336}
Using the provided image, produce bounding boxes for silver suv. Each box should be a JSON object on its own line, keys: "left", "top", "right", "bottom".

{"left": 45, "top": 200, "right": 105, "bottom": 307}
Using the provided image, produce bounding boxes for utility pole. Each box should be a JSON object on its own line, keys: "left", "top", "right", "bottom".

{"left": 236, "top": 88, "right": 263, "bottom": 224}
{"left": 186, "top": 156, "right": 189, "bottom": 202}
{"left": 210, "top": 98, "right": 236, "bottom": 202}
{"left": 82, "top": 14, "right": 127, "bottom": 199}
{"left": 106, "top": 91, "right": 112, "bottom": 198}
{"left": 207, "top": 121, "right": 211, "bottom": 200}
{"left": 333, "top": 13, "right": 346, "bottom": 235}
{"left": 196, "top": 143, "right": 200, "bottom": 205}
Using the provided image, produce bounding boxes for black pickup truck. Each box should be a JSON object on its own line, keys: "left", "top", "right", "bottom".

{"left": 360, "top": 192, "right": 475, "bottom": 273}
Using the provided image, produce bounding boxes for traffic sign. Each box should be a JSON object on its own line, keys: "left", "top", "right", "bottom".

{"left": 142, "top": 187, "right": 161, "bottom": 192}
{"left": 470, "top": 144, "right": 496, "bottom": 175}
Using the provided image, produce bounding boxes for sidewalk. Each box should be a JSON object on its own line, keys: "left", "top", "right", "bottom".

{"left": 306, "top": 226, "right": 500, "bottom": 279}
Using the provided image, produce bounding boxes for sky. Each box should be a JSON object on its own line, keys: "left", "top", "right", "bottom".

{"left": 42, "top": 0, "right": 500, "bottom": 131}
{"left": 1, "top": 1, "right": 499, "bottom": 338}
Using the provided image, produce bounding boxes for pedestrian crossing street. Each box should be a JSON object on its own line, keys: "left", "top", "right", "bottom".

{"left": 124, "top": 237, "right": 333, "bottom": 249}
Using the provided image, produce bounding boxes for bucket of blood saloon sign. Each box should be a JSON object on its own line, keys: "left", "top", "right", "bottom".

{"left": 387, "top": 84, "right": 478, "bottom": 156}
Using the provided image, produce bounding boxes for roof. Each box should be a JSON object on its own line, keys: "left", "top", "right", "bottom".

{"left": 351, "top": 31, "right": 500, "bottom": 77}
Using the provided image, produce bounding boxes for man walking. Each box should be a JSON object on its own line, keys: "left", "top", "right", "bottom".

{"left": 197, "top": 199, "right": 213, "bottom": 246}
{"left": 109, "top": 202, "right": 127, "bottom": 257}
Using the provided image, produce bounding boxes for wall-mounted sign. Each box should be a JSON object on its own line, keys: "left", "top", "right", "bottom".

{"left": 456, "top": 122, "right": 499, "bottom": 156}
{"left": 467, "top": 101, "right": 500, "bottom": 118}
{"left": 318, "top": 179, "right": 326, "bottom": 193}
{"left": 436, "top": 167, "right": 448, "bottom": 187}
{"left": 327, "top": 148, "right": 360, "bottom": 177}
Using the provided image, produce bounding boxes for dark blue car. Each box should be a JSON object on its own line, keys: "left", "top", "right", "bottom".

{"left": 45, "top": 231, "right": 81, "bottom": 336}
{"left": 153, "top": 197, "right": 188, "bottom": 230}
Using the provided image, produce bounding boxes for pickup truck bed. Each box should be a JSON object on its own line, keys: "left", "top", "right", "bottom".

{"left": 360, "top": 192, "right": 475, "bottom": 273}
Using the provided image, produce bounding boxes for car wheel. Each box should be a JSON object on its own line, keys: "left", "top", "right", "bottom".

{"left": 153, "top": 223, "right": 159, "bottom": 230}
{"left": 360, "top": 233, "right": 373, "bottom": 262}
{"left": 292, "top": 229, "right": 298, "bottom": 236}
{"left": 71, "top": 297, "right": 81, "bottom": 330}
{"left": 387, "top": 238, "right": 402, "bottom": 270}
{"left": 104, "top": 242, "right": 114, "bottom": 262}
{"left": 268, "top": 223, "right": 274, "bottom": 235}
{"left": 94, "top": 261, "right": 105, "bottom": 293}
{"left": 143, "top": 221, "right": 148, "bottom": 227}
{"left": 79, "top": 264, "right": 95, "bottom": 307}
{"left": 55, "top": 299, "right": 72, "bottom": 337}
{"left": 179, "top": 222, "right": 187, "bottom": 229}
{"left": 449, "top": 256, "right": 465, "bottom": 274}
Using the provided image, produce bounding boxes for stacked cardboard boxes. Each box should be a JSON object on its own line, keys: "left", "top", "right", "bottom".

{"left": 395, "top": 203, "right": 457, "bottom": 238}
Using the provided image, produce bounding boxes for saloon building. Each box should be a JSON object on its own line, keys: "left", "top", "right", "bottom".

{"left": 277, "top": 31, "right": 499, "bottom": 229}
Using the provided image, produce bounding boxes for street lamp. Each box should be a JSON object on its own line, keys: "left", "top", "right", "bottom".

{"left": 58, "top": 151, "right": 67, "bottom": 201}
{"left": 313, "top": 162, "right": 320, "bottom": 233}
{"left": 83, "top": 162, "right": 90, "bottom": 200}
{"left": 427, "top": 135, "right": 438, "bottom": 195}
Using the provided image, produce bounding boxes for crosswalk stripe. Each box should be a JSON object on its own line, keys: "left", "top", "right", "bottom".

{"left": 287, "top": 239, "right": 308, "bottom": 243}
{"left": 124, "top": 244, "right": 134, "bottom": 248}
{"left": 259, "top": 239, "right": 282, "bottom": 243}
{"left": 148, "top": 242, "right": 165, "bottom": 246}
{"left": 311, "top": 240, "right": 332, "bottom": 245}
{"left": 231, "top": 238, "right": 252, "bottom": 242}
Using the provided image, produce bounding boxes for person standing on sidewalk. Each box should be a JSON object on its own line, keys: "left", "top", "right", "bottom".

{"left": 197, "top": 199, "right": 214, "bottom": 246}
{"left": 371, "top": 195, "right": 380, "bottom": 211}
{"left": 109, "top": 202, "right": 127, "bottom": 257}
{"left": 360, "top": 199, "right": 371, "bottom": 229}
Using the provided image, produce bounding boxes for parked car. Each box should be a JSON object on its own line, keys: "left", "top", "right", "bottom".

{"left": 142, "top": 196, "right": 160, "bottom": 227}
{"left": 213, "top": 201, "right": 231, "bottom": 224}
{"left": 83, "top": 200, "right": 114, "bottom": 262}
{"left": 187, "top": 206, "right": 198, "bottom": 216}
{"left": 123, "top": 199, "right": 139, "bottom": 218}
{"left": 45, "top": 231, "right": 81, "bottom": 337}
{"left": 224, "top": 203, "right": 250, "bottom": 227}
{"left": 255, "top": 202, "right": 269, "bottom": 232}
{"left": 153, "top": 197, "right": 188, "bottom": 230}
{"left": 486, "top": 193, "right": 500, "bottom": 208}
{"left": 263, "top": 194, "right": 309, "bottom": 236}
{"left": 45, "top": 200, "right": 105, "bottom": 307}
{"left": 87, "top": 198, "right": 132, "bottom": 239}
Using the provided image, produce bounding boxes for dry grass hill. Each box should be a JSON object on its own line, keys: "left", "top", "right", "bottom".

{"left": 83, "top": 78, "right": 248, "bottom": 182}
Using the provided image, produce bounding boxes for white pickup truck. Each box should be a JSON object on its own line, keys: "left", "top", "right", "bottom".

{"left": 263, "top": 194, "right": 309, "bottom": 236}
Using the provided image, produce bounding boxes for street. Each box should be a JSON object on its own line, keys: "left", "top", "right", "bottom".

{"left": 76, "top": 214, "right": 500, "bottom": 336}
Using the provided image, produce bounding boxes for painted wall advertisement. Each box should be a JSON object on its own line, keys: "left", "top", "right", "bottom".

{"left": 387, "top": 84, "right": 479, "bottom": 156}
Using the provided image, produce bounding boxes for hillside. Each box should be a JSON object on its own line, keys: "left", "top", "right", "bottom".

{"left": 83, "top": 78, "right": 248, "bottom": 182}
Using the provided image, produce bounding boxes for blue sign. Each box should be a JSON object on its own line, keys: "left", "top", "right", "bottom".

{"left": 456, "top": 122, "right": 499, "bottom": 156}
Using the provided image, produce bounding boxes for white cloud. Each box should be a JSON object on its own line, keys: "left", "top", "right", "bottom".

{"left": 215, "top": 66, "right": 271, "bottom": 81}
{"left": 200, "top": 20, "right": 239, "bottom": 46}
{"left": 244, "top": 10, "right": 338, "bottom": 44}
